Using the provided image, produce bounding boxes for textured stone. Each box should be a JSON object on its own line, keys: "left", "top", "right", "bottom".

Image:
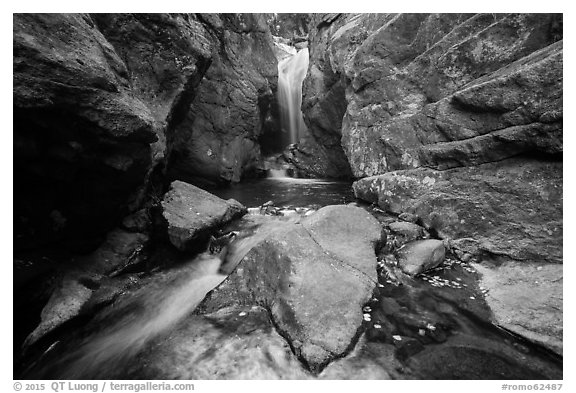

{"left": 300, "top": 13, "right": 562, "bottom": 178}
{"left": 353, "top": 158, "right": 562, "bottom": 265}
{"left": 199, "top": 205, "right": 381, "bottom": 371}
{"left": 397, "top": 240, "right": 445, "bottom": 276}
{"left": 473, "top": 261, "right": 563, "bottom": 355}
{"left": 161, "top": 180, "right": 247, "bottom": 250}
{"left": 14, "top": 13, "right": 213, "bottom": 251}
{"left": 388, "top": 222, "right": 424, "bottom": 243}
{"left": 169, "top": 14, "right": 278, "bottom": 183}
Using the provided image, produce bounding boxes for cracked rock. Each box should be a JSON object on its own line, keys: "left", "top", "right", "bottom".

{"left": 198, "top": 205, "right": 382, "bottom": 372}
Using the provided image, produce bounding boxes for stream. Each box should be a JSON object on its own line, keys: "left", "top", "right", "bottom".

{"left": 17, "top": 176, "right": 562, "bottom": 380}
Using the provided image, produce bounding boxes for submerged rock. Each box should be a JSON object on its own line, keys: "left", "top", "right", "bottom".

{"left": 397, "top": 240, "right": 446, "bottom": 276}
{"left": 161, "top": 180, "right": 246, "bottom": 251}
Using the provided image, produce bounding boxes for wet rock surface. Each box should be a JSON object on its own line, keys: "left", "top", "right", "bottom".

{"left": 353, "top": 159, "right": 563, "bottom": 355}
{"left": 161, "top": 180, "right": 247, "bottom": 251}
{"left": 18, "top": 205, "right": 563, "bottom": 380}
{"left": 397, "top": 240, "right": 446, "bottom": 276}
{"left": 13, "top": 12, "right": 563, "bottom": 381}
{"left": 168, "top": 14, "right": 278, "bottom": 183}
{"left": 21, "top": 228, "right": 149, "bottom": 350}
{"left": 198, "top": 205, "right": 382, "bottom": 372}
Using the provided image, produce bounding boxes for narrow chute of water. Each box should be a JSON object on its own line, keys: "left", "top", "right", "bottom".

{"left": 277, "top": 48, "right": 309, "bottom": 145}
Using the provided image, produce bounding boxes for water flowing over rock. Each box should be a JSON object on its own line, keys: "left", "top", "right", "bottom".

{"left": 192, "top": 205, "right": 383, "bottom": 373}
{"left": 161, "top": 180, "right": 246, "bottom": 251}
{"left": 278, "top": 48, "right": 309, "bottom": 145}
{"left": 14, "top": 12, "right": 564, "bottom": 380}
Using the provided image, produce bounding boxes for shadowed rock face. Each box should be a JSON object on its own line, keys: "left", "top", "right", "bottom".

{"left": 13, "top": 13, "right": 279, "bottom": 252}
{"left": 168, "top": 14, "right": 278, "bottom": 184}
{"left": 13, "top": 13, "right": 213, "bottom": 252}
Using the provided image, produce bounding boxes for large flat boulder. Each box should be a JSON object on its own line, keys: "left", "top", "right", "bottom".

{"left": 353, "top": 158, "right": 562, "bottom": 264}
{"left": 198, "top": 205, "right": 382, "bottom": 372}
{"left": 161, "top": 180, "right": 246, "bottom": 251}
{"left": 473, "top": 261, "right": 563, "bottom": 355}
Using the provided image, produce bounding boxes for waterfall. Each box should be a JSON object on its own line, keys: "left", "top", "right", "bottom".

{"left": 278, "top": 48, "right": 309, "bottom": 145}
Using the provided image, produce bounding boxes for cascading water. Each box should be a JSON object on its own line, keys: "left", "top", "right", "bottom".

{"left": 277, "top": 48, "right": 309, "bottom": 145}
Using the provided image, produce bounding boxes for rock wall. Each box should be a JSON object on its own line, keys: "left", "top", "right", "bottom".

{"left": 302, "top": 13, "right": 563, "bottom": 353}
{"left": 168, "top": 14, "right": 278, "bottom": 184}
{"left": 300, "top": 13, "right": 562, "bottom": 178}
{"left": 14, "top": 13, "right": 277, "bottom": 252}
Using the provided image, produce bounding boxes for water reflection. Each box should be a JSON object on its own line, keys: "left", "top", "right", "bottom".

{"left": 207, "top": 177, "right": 355, "bottom": 208}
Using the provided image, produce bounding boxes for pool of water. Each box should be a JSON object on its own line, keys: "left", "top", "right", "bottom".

{"left": 17, "top": 176, "right": 563, "bottom": 380}
{"left": 206, "top": 177, "right": 355, "bottom": 208}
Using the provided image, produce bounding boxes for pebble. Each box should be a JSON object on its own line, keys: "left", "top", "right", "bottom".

{"left": 374, "top": 324, "right": 382, "bottom": 329}
{"left": 469, "top": 296, "right": 475, "bottom": 300}
{"left": 363, "top": 313, "right": 372, "bottom": 321}
{"left": 238, "top": 311, "right": 247, "bottom": 317}
{"left": 426, "top": 323, "right": 436, "bottom": 331}
{"left": 418, "top": 329, "right": 426, "bottom": 336}
{"left": 363, "top": 306, "right": 372, "bottom": 313}
{"left": 392, "top": 335, "right": 402, "bottom": 341}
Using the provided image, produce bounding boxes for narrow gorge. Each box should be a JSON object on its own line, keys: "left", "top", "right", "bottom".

{"left": 13, "top": 13, "right": 562, "bottom": 380}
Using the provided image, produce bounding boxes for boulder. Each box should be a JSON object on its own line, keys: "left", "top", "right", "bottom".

{"left": 161, "top": 180, "right": 247, "bottom": 251}
{"left": 397, "top": 240, "right": 446, "bottom": 276}
{"left": 353, "top": 158, "right": 562, "bottom": 265}
{"left": 120, "top": 306, "right": 313, "bottom": 379}
{"left": 13, "top": 13, "right": 213, "bottom": 251}
{"left": 388, "top": 221, "right": 425, "bottom": 243}
{"left": 473, "top": 261, "right": 563, "bottom": 355}
{"left": 23, "top": 272, "right": 95, "bottom": 349}
{"left": 23, "top": 228, "right": 148, "bottom": 349}
{"left": 198, "top": 205, "right": 382, "bottom": 371}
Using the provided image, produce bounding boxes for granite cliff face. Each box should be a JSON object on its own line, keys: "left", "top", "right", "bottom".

{"left": 299, "top": 13, "right": 562, "bottom": 177}
{"left": 168, "top": 14, "right": 278, "bottom": 184}
{"left": 14, "top": 13, "right": 277, "bottom": 252}
{"left": 302, "top": 13, "right": 563, "bottom": 353}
